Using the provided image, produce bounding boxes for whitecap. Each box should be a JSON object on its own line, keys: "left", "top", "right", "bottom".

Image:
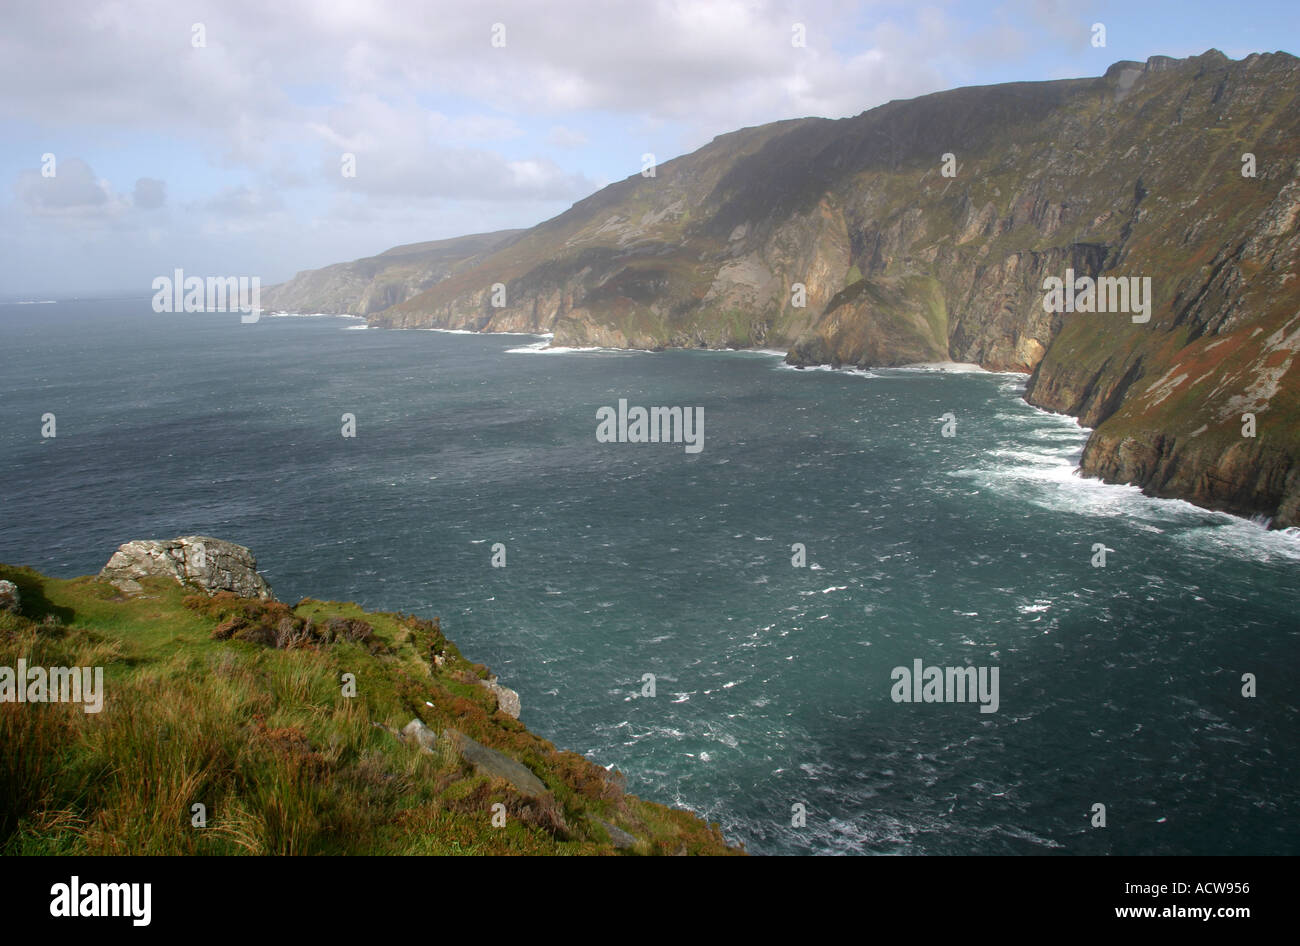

{"left": 506, "top": 342, "right": 654, "bottom": 354}
{"left": 268, "top": 311, "right": 364, "bottom": 319}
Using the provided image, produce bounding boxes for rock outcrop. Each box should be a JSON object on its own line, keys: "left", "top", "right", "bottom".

{"left": 443, "top": 728, "right": 549, "bottom": 798}
{"left": 99, "top": 535, "right": 275, "bottom": 600}
{"left": 400, "top": 718, "right": 440, "bottom": 754}
{"left": 388, "top": 718, "right": 548, "bottom": 798}
{"left": 480, "top": 676, "right": 521, "bottom": 719}
{"left": 0, "top": 580, "right": 19, "bottom": 614}
{"left": 594, "top": 817, "right": 640, "bottom": 850}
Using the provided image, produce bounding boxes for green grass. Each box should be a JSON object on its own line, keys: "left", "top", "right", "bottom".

{"left": 0, "top": 564, "right": 740, "bottom": 856}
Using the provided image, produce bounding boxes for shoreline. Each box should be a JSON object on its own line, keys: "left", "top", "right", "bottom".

{"left": 330, "top": 315, "right": 1297, "bottom": 534}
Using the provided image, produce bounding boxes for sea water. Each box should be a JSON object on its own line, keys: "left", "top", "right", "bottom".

{"left": 1, "top": 300, "right": 1296, "bottom": 855}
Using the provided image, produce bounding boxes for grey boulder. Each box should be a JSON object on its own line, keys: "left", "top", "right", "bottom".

{"left": 443, "top": 728, "right": 548, "bottom": 798}
{"left": 594, "top": 818, "right": 640, "bottom": 850}
{"left": 480, "top": 676, "right": 521, "bottom": 719}
{"left": 400, "top": 718, "right": 439, "bottom": 753}
{"left": 99, "top": 535, "right": 275, "bottom": 600}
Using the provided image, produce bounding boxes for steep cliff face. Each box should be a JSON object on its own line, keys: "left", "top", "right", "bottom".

{"left": 375, "top": 118, "right": 840, "bottom": 348}
{"left": 262, "top": 229, "right": 523, "bottom": 315}
{"left": 336, "top": 51, "right": 1300, "bottom": 526}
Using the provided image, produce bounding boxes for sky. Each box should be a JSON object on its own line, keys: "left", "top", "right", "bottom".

{"left": 1, "top": 0, "right": 1296, "bottom": 298}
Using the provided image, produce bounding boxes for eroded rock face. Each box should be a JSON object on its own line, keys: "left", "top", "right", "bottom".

{"left": 1079, "top": 427, "right": 1300, "bottom": 527}
{"left": 357, "top": 50, "right": 1300, "bottom": 526}
{"left": 99, "top": 536, "right": 274, "bottom": 600}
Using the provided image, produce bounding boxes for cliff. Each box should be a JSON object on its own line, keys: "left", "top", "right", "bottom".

{"left": 0, "top": 547, "right": 738, "bottom": 856}
{"left": 262, "top": 229, "right": 524, "bottom": 316}
{"left": 286, "top": 51, "right": 1300, "bottom": 526}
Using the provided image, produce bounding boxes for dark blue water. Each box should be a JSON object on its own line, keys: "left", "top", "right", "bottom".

{"left": 2, "top": 300, "right": 1297, "bottom": 855}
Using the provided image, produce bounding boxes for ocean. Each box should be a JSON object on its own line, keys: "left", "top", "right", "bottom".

{"left": 1, "top": 299, "right": 1296, "bottom": 855}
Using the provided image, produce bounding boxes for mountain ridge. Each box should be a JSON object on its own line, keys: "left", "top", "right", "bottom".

{"left": 262, "top": 229, "right": 525, "bottom": 316}
{"left": 269, "top": 49, "right": 1300, "bottom": 526}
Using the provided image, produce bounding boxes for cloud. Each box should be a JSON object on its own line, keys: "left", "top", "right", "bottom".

{"left": 308, "top": 94, "right": 599, "bottom": 200}
{"left": 547, "top": 125, "right": 588, "bottom": 148}
{"left": 15, "top": 157, "right": 121, "bottom": 217}
{"left": 2, "top": 0, "right": 1195, "bottom": 295}
{"left": 0, "top": 1, "right": 953, "bottom": 151}
{"left": 201, "top": 185, "right": 285, "bottom": 217}
{"left": 429, "top": 113, "right": 525, "bottom": 142}
{"left": 133, "top": 177, "right": 166, "bottom": 210}
{"left": 334, "top": 145, "right": 597, "bottom": 201}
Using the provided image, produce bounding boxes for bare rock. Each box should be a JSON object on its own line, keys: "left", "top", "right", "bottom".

{"left": 400, "top": 718, "right": 439, "bottom": 753}
{"left": 480, "top": 675, "right": 521, "bottom": 719}
{"left": 594, "top": 818, "right": 640, "bottom": 850}
{"left": 99, "top": 535, "right": 274, "bottom": 600}
{"left": 0, "top": 580, "right": 20, "bottom": 614}
{"left": 443, "top": 727, "right": 548, "bottom": 798}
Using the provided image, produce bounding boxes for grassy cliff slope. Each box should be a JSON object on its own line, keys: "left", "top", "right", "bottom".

{"left": 0, "top": 563, "right": 738, "bottom": 856}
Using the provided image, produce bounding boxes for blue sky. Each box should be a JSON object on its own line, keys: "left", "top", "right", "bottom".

{"left": 1, "top": 0, "right": 1296, "bottom": 297}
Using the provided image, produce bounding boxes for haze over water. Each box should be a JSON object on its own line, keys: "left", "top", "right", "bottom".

{"left": 2, "top": 300, "right": 1296, "bottom": 855}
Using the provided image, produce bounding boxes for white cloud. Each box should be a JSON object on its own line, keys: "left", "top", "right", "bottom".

{"left": 133, "top": 177, "right": 166, "bottom": 210}
{"left": 0, "top": 1, "right": 950, "bottom": 149}
{"left": 306, "top": 93, "right": 598, "bottom": 200}
{"left": 201, "top": 185, "right": 285, "bottom": 217}
{"left": 547, "top": 124, "right": 588, "bottom": 149}
{"left": 1, "top": 0, "right": 1194, "bottom": 294}
{"left": 15, "top": 158, "right": 125, "bottom": 218}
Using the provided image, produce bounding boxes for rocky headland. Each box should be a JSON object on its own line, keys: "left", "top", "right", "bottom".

{"left": 267, "top": 51, "right": 1300, "bottom": 527}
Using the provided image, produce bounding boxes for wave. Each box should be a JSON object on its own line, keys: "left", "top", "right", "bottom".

{"left": 954, "top": 390, "right": 1300, "bottom": 562}
{"left": 684, "top": 347, "right": 787, "bottom": 356}
{"left": 884, "top": 361, "right": 1002, "bottom": 374}
{"left": 1174, "top": 516, "right": 1300, "bottom": 563}
{"left": 776, "top": 362, "right": 881, "bottom": 378}
{"left": 268, "top": 311, "right": 365, "bottom": 320}
{"left": 423, "top": 327, "right": 553, "bottom": 337}
{"left": 505, "top": 341, "right": 654, "bottom": 355}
